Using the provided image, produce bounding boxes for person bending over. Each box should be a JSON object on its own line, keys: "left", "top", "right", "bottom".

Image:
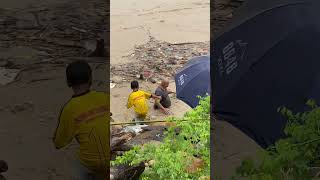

{"left": 127, "top": 80, "right": 160, "bottom": 123}
{"left": 53, "top": 60, "right": 110, "bottom": 180}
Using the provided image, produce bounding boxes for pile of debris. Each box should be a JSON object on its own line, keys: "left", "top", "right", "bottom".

{"left": 110, "top": 124, "right": 167, "bottom": 180}
{"left": 111, "top": 37, "right": 209, "bottom": 81}
{"left": 213, "top": 0, "right": 245, "bottom": 35}
{"left": 0, "top": 0, "right": 108, "bottom": 59}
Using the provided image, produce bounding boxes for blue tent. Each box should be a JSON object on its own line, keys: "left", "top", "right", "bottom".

{"left": 212, "top": 0, "right": 320, "bottom": 148}
{"left": 175, "top": 56, "right": 210, "bottom": 108}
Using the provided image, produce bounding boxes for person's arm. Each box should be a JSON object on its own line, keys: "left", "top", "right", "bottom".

{"left": 155, "top": 98, "right": 169, "bottom": 113}
{"left": 154, "top": 90, "right": 163, "bottom": 108}
{"left": 127, "top": 95, "right": 133, "bottom": 109}
{"left": 151, "top": 94, "right": 161, "bottom": 100}
{"left": 144, "top": 91, "right": 161, "bottom": 100}
{"left": 53, "top": 107, "right": 75, "bottom": 149}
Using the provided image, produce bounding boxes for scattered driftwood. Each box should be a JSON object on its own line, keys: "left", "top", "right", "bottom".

{"left": 110, "top": 129, "right": 145, "bottom": 180}
{"left": 111, "top": 132, "right": 135, "bottom": 152}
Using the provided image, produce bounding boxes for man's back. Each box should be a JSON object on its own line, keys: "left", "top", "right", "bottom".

{"left": 127, "top": 90, "right": 151, "bottom": 116}
{"left": 54, "top": 90, "right": 109, "bottom": 173}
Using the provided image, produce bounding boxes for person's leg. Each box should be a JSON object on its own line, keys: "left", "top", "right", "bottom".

{"left": 134, "top": 113, "right": 145, "bottom": 125}
{"left": 133, "top": 113, "right": 138, "bottom": 125}
{"left": 137, "top": 114, "right": 146, "bottom": 125}
{"left": 154, "top": 103, "right": 159, "bottom": 110}
{"left": 134, "top": 117, "right": 142, "bottom": 125}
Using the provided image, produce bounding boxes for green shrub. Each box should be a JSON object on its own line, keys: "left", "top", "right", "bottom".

{"left": 235, "top": 100, "right": 320, "bottom": 180}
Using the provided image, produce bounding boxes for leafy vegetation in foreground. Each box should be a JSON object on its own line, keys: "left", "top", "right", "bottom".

{"left": 235, "top": 100, "right": 320, "bottom": 180}
{"left": 112, "top": 96, "right": 210, "bottom": 180}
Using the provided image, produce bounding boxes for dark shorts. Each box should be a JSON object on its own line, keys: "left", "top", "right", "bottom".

{"left": 154, "top": 103, "right": 170, "bottom": 109}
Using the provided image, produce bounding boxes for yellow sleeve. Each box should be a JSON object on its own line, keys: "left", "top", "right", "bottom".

{"left": 144, "top": 91, "right": 152, "bottom": 99}
{"left": 127, "top": 95, "right": 133, "bottom": 109}
{"left": 53, "top": 106, "right": 75, "bottom": 149}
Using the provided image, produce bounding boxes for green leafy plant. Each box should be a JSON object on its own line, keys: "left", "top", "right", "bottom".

{"left": 235, "top": 100, "right": 320, "bottom": 180}
{"left": 111, "top": 96, "right": 210, "bottom": 179}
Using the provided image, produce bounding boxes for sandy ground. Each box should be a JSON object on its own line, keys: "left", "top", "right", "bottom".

{"left": 213, "top": 120, "right": 262, "bottom": 179}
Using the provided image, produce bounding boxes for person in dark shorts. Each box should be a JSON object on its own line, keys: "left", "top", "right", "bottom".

{"left": 154, "top": 79, "right": 174, "bottom": 115}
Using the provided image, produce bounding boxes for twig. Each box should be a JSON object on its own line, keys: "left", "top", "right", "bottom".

{"left": 72, "top": 26, "right": 87, "bottom": 33}
{"left": 27, "top": 78, "right": 54, "bottom": 84}
{"left": 292, "top": 137, "right": 320, "bottom": 148}
{"left": 111, "top": 119, "right": 180, "bottom": 126}
{"left": 267, "top": 137, "right": 320, "bottom": 151}
{"left": 39, "top": 24, "right": 52, "bottom": 38}
{"left": 110, "top": 118, "right": 208, "bottom": 126}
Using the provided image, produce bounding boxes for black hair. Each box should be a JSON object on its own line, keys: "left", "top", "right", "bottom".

{"left": 66, "top": 60, "right": 92, "bottom": 87}
{"left": 131, "top": 80, "right": 139, "bottom": 89}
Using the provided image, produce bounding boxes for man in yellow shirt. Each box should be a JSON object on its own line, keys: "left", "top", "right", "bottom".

{"left": 127, "top": 80, "right": 160, "bottom": 123}
{"left": 53, "top": 60, "right": 109, "bottom": 180}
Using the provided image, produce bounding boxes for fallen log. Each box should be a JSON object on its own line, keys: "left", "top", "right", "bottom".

{"left": 111, "top": 133, "right": 135, "bottom": 151}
